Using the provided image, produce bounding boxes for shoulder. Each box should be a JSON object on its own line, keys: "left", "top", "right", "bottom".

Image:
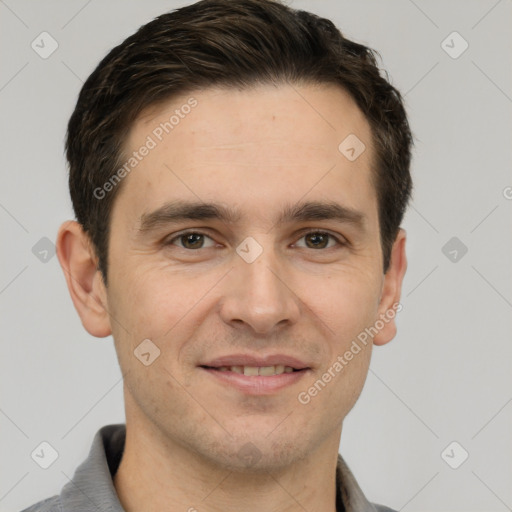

{"left": 19, "top": 495, "right": 62, "bottom": 512}
{"left": 372, "top": 504, "right": 398, "bottom": 512}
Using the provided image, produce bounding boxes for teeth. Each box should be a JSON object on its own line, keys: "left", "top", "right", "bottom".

{"left": 259, "top": 366, "right": 276, "bottom": 376}
{"left": 216, "top": 365, "right": 295, "bottom": 376}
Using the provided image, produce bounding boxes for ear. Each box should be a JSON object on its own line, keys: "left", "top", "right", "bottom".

{"left": 56, "top": 220, "right": 112, "bottom": 338}
{"left": 372, "top": 228, "right": 407, "bottom": 346}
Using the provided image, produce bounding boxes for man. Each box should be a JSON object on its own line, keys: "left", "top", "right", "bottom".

{"left": 23, "top": 0, "right": 412, "bottom": 510}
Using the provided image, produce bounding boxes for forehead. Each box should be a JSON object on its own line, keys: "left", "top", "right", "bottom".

{"left": 116, "top": 83, "right": 377, "bottom": 225}
{"left": 135, "top": 83, "right": 372, "bottom": 157}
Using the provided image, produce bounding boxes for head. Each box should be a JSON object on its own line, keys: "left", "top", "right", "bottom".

{"left": 58, "top": 0, "right": 412, "bottom": 473}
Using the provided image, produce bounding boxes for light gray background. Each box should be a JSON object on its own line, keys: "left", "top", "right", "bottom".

{"left": 1, "top": 1, "right": 511, "bottom": 511}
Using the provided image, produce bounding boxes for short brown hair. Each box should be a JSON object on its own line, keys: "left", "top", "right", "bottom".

{"left": 66, "top": 0, "right": 413, "bottom": 281}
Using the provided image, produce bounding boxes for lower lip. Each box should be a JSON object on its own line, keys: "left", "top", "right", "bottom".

{"left": 200, "top": 367, "right": 309, "bottom": 395}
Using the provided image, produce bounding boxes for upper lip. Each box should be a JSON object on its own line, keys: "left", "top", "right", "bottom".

{"left": 200, "top": 354, "right": 310, "bottom": 370}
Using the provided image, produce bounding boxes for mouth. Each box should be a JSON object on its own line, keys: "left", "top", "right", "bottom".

{"left": 200, "top": 364, "right": 303, "bottom": 376}
{"left": 198, "top": 356, "right": 311, "bottom": 394}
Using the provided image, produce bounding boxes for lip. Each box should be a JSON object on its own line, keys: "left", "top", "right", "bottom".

{"left": 200, "top": 353, "right": 310, "bottom": 370}
{"left": 198, "top": 353, "right": 312, "bottom": 395}
{"left": 200, "top": 366, "right": 310, "bottom": 395}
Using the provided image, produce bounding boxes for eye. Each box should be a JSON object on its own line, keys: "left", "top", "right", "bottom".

{"left": 168, "top": 231, "right": 217, "bottom": 250}
{"left": 165, "top": 229, "right": 345, "bottom": 251}
{"left": 294, "top": 230, "right": 344, "bottom": 250}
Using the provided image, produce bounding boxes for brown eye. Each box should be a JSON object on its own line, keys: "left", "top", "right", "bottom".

{"left": 168, "top": 232, "right": 216, "bottom": 249}
{"left": 296, "top": 231, "right": 341, "bottom": 250}
{"left": 304, "top": 232, "right": 330, "bottom": 249}
{"left": 180, "top": 233, "right": 204, "bottom": 249}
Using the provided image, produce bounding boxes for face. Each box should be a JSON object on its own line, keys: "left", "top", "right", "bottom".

{"left": 95, "top": 84, "right": 402, "bottom": 471}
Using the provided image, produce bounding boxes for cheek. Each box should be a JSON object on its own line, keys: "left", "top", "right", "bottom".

{"left": 298, "top": 267, "right": 380, "bottom": 404}
{"left": 107, "top": 265, "right": 225, "bottom": 349}
{"left": 107, "top": 270, "right": 205, "bottom": 405}
{"left": 297, "top": 284, "right": 377, "bottom": 427}
{"left": 304, "top": 267, "right": 381, "bottom": 336}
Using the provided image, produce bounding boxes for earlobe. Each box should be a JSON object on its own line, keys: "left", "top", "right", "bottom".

{"left": 56, "top": 220, "right": 112, "bottom": 338}
{"left": 373, "top": 228, "right": 407, "bottom": 346}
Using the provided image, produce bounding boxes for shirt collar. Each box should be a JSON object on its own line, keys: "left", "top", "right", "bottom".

{"left": 59, "top": 423, "right": 379, "bottom": 512}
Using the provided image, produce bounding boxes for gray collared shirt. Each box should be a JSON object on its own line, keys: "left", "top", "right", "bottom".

{"left": 21, "top": 424, "right": 396, "bottom": 512}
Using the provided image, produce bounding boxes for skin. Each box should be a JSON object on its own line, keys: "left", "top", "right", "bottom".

{"left": 57, "top": 83, "right": 407, "bottom": 512}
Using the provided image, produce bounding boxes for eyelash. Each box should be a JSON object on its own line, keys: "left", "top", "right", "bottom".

{"left": 166, "top": 229, "right": 347, "bottom": 250}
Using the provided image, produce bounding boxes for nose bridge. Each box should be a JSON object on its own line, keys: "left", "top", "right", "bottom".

{"left": 219, "top": 238, "right": 300, "bottom": 333}
{"left": 244, "top": 254, "right": 285, "bottom": 307}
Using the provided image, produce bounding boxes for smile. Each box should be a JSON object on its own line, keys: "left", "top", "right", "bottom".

{"left": 204, "top": 365, "right": 298, "bottom": 376}
{"left": 199, "top": 365, "right": 310, "bottom": 394}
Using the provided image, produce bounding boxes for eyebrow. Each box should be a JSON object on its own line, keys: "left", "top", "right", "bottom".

{"left": 138, "top": 199, "right": 366, "bottom": 233}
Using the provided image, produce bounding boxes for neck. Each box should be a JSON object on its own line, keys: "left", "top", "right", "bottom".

{"left": 113, "top": 410, "right": 341, "bottom": 512}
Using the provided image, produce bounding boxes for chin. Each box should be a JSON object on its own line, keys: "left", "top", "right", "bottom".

{"left": 197, "top": 434, "right": 307, "bottom": 474}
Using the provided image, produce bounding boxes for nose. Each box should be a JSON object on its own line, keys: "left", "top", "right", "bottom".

{"left": 219, "top": 246, "right": 301, "bottom": 335}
